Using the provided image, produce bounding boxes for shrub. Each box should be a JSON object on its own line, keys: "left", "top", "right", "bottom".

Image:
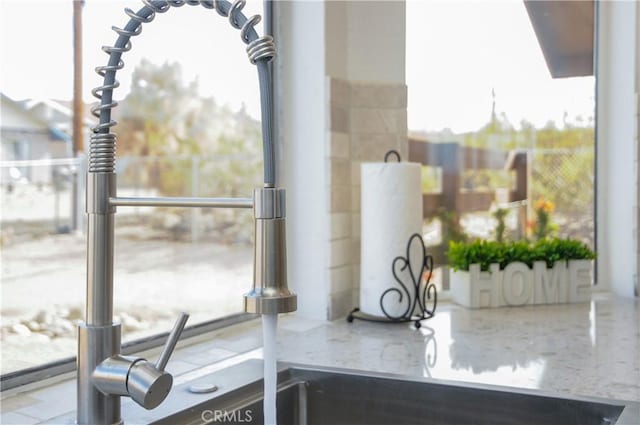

{"left": 492, "top": 207, "right": 509, "bottom": 243}
{"left": 530, "top": 198, "right": 559, "bottom": 241}
{"left": 448, "top": 238, "right": 595, "bottom": 271}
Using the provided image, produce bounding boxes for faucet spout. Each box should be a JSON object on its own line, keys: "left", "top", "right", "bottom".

{"left": 245, "top": 188, "right": 297, "bottom": 314}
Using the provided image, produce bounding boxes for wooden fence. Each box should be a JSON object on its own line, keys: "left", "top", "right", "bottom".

{"left": 408, "top": 138, "right": 529, "bottom": 284}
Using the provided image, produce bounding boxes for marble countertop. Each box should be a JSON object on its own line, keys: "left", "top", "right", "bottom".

{"left": 1, "top": 293, "right": 638, "bottom": 423}
{"left": 285, "top": 294, "right": 639, "bottom": 401}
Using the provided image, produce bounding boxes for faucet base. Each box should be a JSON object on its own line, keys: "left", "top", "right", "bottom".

{"left": 77, "top": 322, "right": 122, "bottom": 425}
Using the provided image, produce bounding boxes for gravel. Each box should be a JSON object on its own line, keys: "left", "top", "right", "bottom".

{"left": 1, "top": 231, "right": 253, "bottom": 374}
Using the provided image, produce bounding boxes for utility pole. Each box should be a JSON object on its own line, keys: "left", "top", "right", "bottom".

{"left": 72, "top": 0, "right": 85, "bottom": 231}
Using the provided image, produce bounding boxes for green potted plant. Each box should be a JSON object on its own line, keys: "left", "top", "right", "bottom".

{"left": 447, "top": 238, "right": 595, "bottom": 308}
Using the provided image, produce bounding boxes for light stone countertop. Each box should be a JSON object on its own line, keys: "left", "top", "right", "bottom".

{"left": 1, "top": 293, "right": 638, "bottom": 424}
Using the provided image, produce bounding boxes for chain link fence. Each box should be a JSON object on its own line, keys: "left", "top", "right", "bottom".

{"left": 0, "top": 154, "right": 261, "bottom": 246}
{"left": 530, "top": 147, "right": 595, "bottom": 248}
{"left": 456, "top": 147, "right": 595, "bottom": 247}
{"left": 415, "top": 143, "right": 595, "bottom": 259}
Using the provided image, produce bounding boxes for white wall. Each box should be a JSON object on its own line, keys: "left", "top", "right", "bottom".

{"left": 596, "top": 0, "right": 639, "bottom": 298}
{"left": 346, "top": 1, "right": 406, "bottom": 83}
{"left": 276, "top": 1, "right": 329, "bottom": 319}
{"left": 325, "top": 1, "right": 348, "bottom": 80}
{"left": 324, "top": 1, "right": 406, "bottom": 84}
{"left": 636, "top": 0, "right": 640, "bottom": 298}
{"left": 276, "top": 1, "right": 407, "bottom": 319}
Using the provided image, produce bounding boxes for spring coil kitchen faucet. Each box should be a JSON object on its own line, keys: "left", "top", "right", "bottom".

{"left": 79, "top": 1, "right": 296, "bottom": 423}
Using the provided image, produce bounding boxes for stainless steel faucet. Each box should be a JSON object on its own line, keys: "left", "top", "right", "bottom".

{"left": 78, "top": 1, "right": 296, "bottom": 423}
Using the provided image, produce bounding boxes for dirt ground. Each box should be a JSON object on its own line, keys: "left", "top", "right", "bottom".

{"left": 0, "top": 229, "right": 253, "bottom": 374}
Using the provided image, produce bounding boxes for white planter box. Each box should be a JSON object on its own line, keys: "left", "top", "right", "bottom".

{"left": 450, "top": 260, "right": 592, "bottom": 308}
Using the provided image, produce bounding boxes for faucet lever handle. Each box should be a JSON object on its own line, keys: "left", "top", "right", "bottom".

{"left": 156, "top": 312, "right": 189, "bottom": 371}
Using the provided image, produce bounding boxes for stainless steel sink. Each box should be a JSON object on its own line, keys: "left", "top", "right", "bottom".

{"left": 149, "top": 360, "right": 639, "bottom": 425}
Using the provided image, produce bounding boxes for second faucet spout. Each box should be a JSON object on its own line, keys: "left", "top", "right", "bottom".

{"left": 245, "top": 188, "right": 297, "bottom": 314}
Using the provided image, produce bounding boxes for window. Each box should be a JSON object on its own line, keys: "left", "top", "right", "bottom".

{"left": 406, "top": 1, "right": 595, "bottom": 289}
{"left": 1, "top": 0, "right": 266, "bottom": 377}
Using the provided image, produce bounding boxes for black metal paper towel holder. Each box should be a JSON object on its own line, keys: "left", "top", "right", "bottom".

{"left": 348, "top": 232, "right": 437, "bottom": 328}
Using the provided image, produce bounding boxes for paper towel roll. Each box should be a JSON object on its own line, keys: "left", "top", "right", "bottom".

{"left": 360, "top": 162, "right": 423, "bottom": 318}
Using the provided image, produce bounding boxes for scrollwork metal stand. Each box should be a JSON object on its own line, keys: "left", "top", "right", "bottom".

{"left": 348, "top": 233, "right": 437, "bottom": 328}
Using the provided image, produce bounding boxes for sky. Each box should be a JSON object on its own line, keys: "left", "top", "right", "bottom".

{"left": 406, "top": 0, "right": 595, "bottom": 133}
{"left": 0, "top": 0, "right": 595, "bottom": 134}
{"left": 0, "top": 0, "right": 264, "bottom": 117}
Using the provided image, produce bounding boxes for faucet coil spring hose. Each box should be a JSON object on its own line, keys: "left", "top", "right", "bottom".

{"left": 90, "top": 0, "right": 277, "bottom": 186}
